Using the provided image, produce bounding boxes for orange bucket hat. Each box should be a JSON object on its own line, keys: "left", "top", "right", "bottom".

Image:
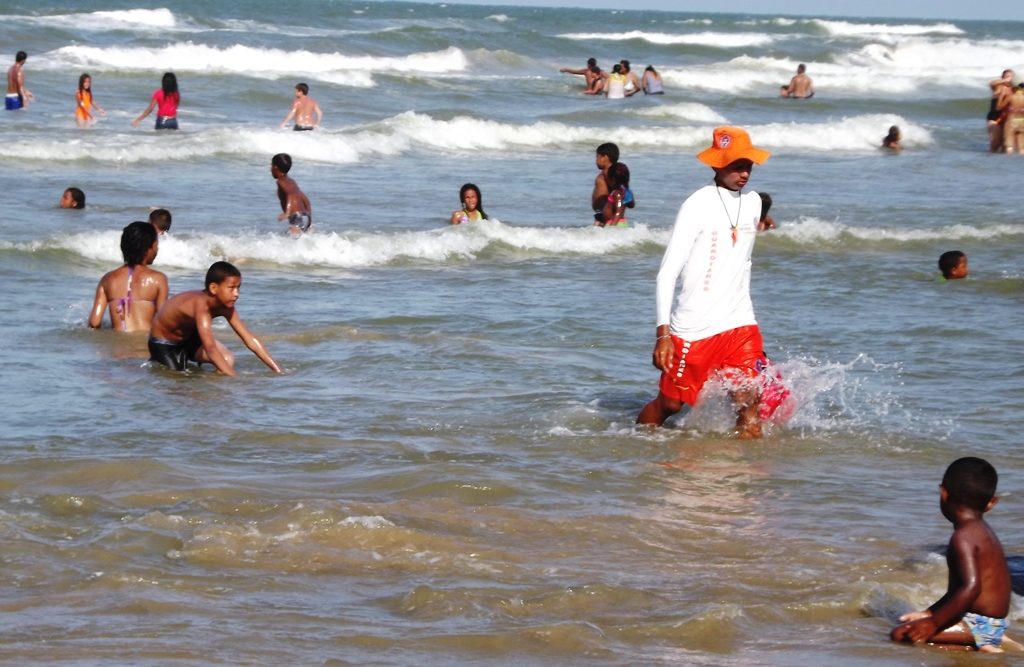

{"left": 696, "top": 126, "right": 770, "bottom": 168}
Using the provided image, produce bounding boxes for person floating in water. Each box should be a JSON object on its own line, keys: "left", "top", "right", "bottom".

{"left": 271, "top": 153, "right": 312, "bottom": 234}
{"left": 89, "top": 221, "right": 168, "bottom": 332}
{"left": 6, "top": 51, "right": 33, "bottom": 110}
{"left": 592, "top": 142, "right": 619, "bottom": 222}
{"left": 280, "top": 82, "right": 322, "bottom": 131}
{"left": 637, "top": 126, "right": 786, "bottom": 438}
{"left": 451, "top": 183, "right": 488, "bottom": 224}
{"left": 780, "top": 64, "right": 814, "bottom": 98}
{"left": 882, "top": 125, "right": 902, "bottom": 151}
{"left": 596, "top": 163, "right": 633, "bottom": 227}
{"left": 891, "top": 458, "right": 1023, "bottom": 653}
{"left": 938, "top": 251, "right": 968, "bottom": 280}
{"left": 60, "top": 187, "right": 85, "bottom": 209}
{"left": 75, "top": 73, "right": 104, "bottom": 127}
{"left": 133, "top": 72, "right": 180, "bottom": 130}
{"left": 149, "top": 208, "right": 172, "bottom": 235}
{"left": 148, "top": 261, "right": 282, "bottom": 376}
{"left": 757, "top": 193, "right": 775, "bottom": 230}
{"left": 560, "top": 58, "right": 606, "bottom": 95}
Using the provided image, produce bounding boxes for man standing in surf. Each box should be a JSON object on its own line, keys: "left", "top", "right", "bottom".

{"left": 637, "top": 126, "right": 782, "bottom": 438}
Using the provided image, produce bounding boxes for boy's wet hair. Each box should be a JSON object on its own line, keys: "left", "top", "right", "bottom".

{"left": 295, "top": 82, "right": 309, "bottom": 95}
{"left": 607, "top": 162, "right": 630, "bottom": 189}
{"left": 596, "top": 142, "right": 619, "bottom": 164}
{"left": 15, "top": 51, "right": 26, "bottom": 63}
{"left": 938, "top": 250, "right": 965, "bottom": 278}
{"left": 587, "top": 58, "right": 597, "bottom": 67}
{"left": 205, "top": 261, "right": 241, "bottom": 289}
{"left": 797, "top": 64, "right": 806, "bottom": 73}
{"left": 149, "top": 208, "right": 172, "bottom": 232}
{"left": 66, "top": 187, "right": 86, "bottom": 209}
{"left": 943, "top": 457, "right": 997, "bottom": 512}
{"left": 459, "top": 183, "right": 488, "bottom": 220}
{"left": 759, "top": 192, "right": 772, "bottom": 218}
{"left": 120, "top": 221, "right": 157, "bottom": 267}
{"left": 272, "top": 153, "right": 292, "bottom": 174}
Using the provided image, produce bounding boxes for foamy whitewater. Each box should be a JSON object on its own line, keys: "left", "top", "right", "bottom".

{"left": 3, "top": 3, "right": 1024, "bottom": 667}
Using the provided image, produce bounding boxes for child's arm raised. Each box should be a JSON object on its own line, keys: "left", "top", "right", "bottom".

{"left": 227, "top": 310, "right": 283, "bottom": 373}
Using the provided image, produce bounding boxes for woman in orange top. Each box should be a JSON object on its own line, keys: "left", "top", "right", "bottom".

{"left": 75, "top": 73, "right": 104, "bottom": 127}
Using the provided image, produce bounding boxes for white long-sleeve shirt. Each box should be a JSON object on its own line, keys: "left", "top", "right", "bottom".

{"left": 655, "top": 184, "right": 762, "bottom": 341}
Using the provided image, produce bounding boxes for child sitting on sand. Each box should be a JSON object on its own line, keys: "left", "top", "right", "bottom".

{"left": 938, "top": 251, "right": 968, "bottom": 280}
{"left": 148, "top": 261, "right": 282, "bottom": 376}
{"left": 88, "top": 221, "right": 168, "bottom": 332}
{"left": 891, "top": 457, "right": 1021, "bottom": 652}
{"left": 596, "top": 163, "right": 633, "bottom": 227}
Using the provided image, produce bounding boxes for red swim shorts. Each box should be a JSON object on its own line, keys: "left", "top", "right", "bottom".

{"left": 659, "top": 324, "right": 765, "bottom": 406}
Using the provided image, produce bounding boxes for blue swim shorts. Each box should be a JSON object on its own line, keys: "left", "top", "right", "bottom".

{"left": 5, "top": 94, "right": 23, "bottom": 110}
{"left": 962, "top": 612, "right": 1008, "bottom": 650}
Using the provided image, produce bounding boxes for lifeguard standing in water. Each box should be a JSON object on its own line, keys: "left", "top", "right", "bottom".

{"left": 637, "top": 126, "right": 787, "bottom": 438}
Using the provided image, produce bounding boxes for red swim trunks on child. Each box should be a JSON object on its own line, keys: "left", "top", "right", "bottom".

{"left": 659, "top": 324, "right": 767, "bottom": 407}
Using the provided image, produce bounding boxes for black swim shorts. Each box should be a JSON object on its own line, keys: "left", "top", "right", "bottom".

{"left": 148, "top": 334, "right": 203, "bottom": 371}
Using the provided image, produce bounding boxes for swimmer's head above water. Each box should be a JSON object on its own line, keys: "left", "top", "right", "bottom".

{"left": 459, "top": 183, "right": 488, "bottom": 220}
{"left": 939, "top": 250, "right": 968, "bottom": 280}
{"left": 271, "top": 153, "right": 292, "bottom": 177}
{"left": 60, "top": 187, "right": 85, "bottom": 209}
{"left": 149, "top": 208, "right": 172, "bottom": 234}
{"left": 121, "top": 220, "right": 158, "bottom": 267}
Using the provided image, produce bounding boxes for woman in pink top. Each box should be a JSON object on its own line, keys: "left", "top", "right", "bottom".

{"left": 132, "top": 72, "right": 179, "bottom": 130}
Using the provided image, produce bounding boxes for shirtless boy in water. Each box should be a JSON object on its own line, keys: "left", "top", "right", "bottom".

{"left": 780, "top": 64, "right": 814, "bottom": 98}
{"left": 148, "top": 261, "right": 282, "bottom": 376}
{"left": 279, "top": 82, "right": 322, "bottom": 131}
{"left": 891, "top": 457, "right": 1022, "bottom": 653}
{"left": 560, "top": 58, "right": 606, "bottom": 95}
{"left": 89, "top": 221, "right": 168, "bottom": 332}
{"left": 271, "top": 153, "right": 312, "bottom": 234}
{"left": 6, "top": 51, "right": 33, "bottom": 110}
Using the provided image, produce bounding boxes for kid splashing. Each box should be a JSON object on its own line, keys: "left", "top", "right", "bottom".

{"left": 75, "top": 73, "right": 104, "bottom": 127}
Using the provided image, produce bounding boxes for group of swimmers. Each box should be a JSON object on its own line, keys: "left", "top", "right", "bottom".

{"left": 987, "top": 70, "right": 1024, "bottom": 154}
{"left": 560, "top": 58, "right": 663, "bottom": 97}
{"left": 7, "top": 52, "right": 323, "bottom": 132}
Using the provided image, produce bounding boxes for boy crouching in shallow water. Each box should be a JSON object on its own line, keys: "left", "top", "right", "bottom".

{"left": 891, "top": 457, "right": 1022, "bottom": 652}
{"left": 148, "top": 261, "right": 282, "bottom": 377}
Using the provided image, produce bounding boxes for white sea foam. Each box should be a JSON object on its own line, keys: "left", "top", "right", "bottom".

{"left": 634, "top": 103, "right": 728, "bottom": 124}
{"left": 37, "top": 44, "right": 468, "bottom": 87}
{"left": 771, "top": 218, "right": 1024, "bottom": 244}
{"left": 11, "top": 222, "right": 669, "bottom": 271}
{"left": 812, "top": 19, "right": 963, "bottom": 37}
{"left": 2, "top": 7, "right": 179, "bottom": 30}
{"left": 557, "top": 31, "right": 776, "bottom": 48}
{"left": 0, "top": 112, "right": 931, "bottom": 165}
{"left": 660, "top": 40, "right": 1024, "bottom": 96}
{"left": 485, "top": 14, "right": 512, "bottom": 21}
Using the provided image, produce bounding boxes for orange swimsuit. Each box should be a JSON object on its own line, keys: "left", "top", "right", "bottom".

{"left": 76, "top": 90, "right": 92, "bottom": 120}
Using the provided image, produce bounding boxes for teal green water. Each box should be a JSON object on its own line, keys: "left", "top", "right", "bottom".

{"left": 2, "top": 1, "right": 1024, "bottom": 664}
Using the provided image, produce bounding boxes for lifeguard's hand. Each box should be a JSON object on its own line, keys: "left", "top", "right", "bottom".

{"left": 652, "top": 337, "right": 675, "bottom": 374}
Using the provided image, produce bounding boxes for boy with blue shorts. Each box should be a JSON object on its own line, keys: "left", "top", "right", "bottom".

{"left": 891, "top": 457, "right": 1021, "bottom": 652}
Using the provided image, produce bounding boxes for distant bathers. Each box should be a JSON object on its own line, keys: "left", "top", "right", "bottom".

{"left": 644, "top": 77, "right": 664, "bottom": 94}
{"left": 5, "top": 93, "right": 23, "bottom": 111}
{"left": 288, "top": 212, "right": 312, "bottom": 232}
{"left": 293, "top": 124, "right": 314, "bottom": 131}
{"left": 155, "top": 116, "right": 178, "bottom": 130}
{"left": 148, "top": 334, "right": 203, "bottom": 371}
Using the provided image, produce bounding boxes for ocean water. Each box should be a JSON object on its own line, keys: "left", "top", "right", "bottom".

{"left": 2, "top": 1, "right": 1024, "bottom": 664}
